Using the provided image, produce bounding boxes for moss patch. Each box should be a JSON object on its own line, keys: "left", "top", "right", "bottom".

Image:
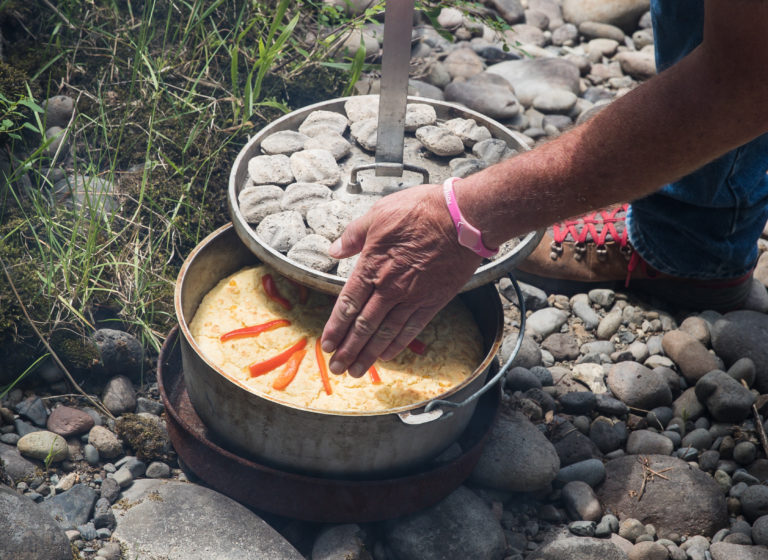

{"left": 115, "top": 413, "right": 171, "bottom": 462}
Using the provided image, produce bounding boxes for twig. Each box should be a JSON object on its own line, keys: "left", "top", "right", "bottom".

{"left": 636, "top": 456, "right": 673, "bottom": 502}
{"left": 0, "top": 257, "right": 115, "bottom": 420}
{"left": 742, "top": 378, "right": 768, "bottom": 457}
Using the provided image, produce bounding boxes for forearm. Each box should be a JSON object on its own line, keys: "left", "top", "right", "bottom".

{"left": 456, "top": 3, "right": 768, "bottom": 248}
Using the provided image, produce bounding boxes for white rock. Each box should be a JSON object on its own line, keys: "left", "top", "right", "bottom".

{"left": 442, "top": 118, "right": 492, "bottom": 147}
{"left": 404, "top": 103, "right": 437, "bottom": 132}
{"left": 344, "top": 95, "right": 379, "bottom": 122}
{"left": 304, "top": 132, "right": 352, "bottom": 161}
{"left": 307, "top": 200, "right": 354, "bottom": 240}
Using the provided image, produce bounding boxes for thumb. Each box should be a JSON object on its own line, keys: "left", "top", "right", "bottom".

{"left": 329, "top": 213, "right": 372, "bottom": 258}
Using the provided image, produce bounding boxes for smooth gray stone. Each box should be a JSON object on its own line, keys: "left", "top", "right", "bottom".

{"left": 499, "top": 334, "right": 541, "bottom": 369}
{"left": 15, "top": 397, "right": 48, "bottom": 427}
{"left": 486, "top": 57, "right": 580, "bottom": 107}
{"left": 102, "top": 375, "right": 137, "bottom": 415}
{"left": 312, "top": 524, "right": 367, "bottom": 560}
{"left": 505, "top": 367, "right": 543, "bottom": 392}
{"left": 711, "top": 311, "right": 768, "bottom": 393}
{"left": 0, "top": 485, "right": 71, "bottom": 560}
{"left": 695, "top": 370, "right": 755, "bottom": 422}
{"left": 385, "top": 486, "right": 506, "bottom": 560}
{"left": 527, "top": 308, "right": 569, "bottom": 339}
{"left": 710, "top": 542, "right": 768, "bottom": 560}
{"left": 0, "top": 442, "right": 36, "bottom": 483}
{"left": 607, "top": 362, "right": 672, "bottom": 409}
{"left": 570, "top": 520, "right": 597, "bottom": 536}
{"left": 597, "top": 455, "right": 727, "bottom": 539}
{"left": 571, "top": 294, "right": 600, "bottom": 330}
{"left": 91, "top": 329, "right": 145, "bottom": 381}
{"left": 444, "top": 72, "right": 521, "bottom": 120}
{"left": 39, "top": 483, "right": 97, "bottom": 530}
{"left": 113, "top": 480, "right": 304, "bottom": 559}
{"left": 498, "top": 278, "right": 548, "bottom": 311}
{"left": 741, "top": 485, "right": 768, "bottom": 522}
{"left": 556, "top": 458, "right": 606, "bottom": 488}
{"left": 531, "top": 537, "right": 628, "bottom": 560}
{"left": 470, "top": 411, "right": 559, "bottom": 492}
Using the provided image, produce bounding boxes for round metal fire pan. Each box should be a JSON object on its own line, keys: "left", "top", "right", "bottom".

{"left": 158, "top": 326, "right": 500, "bottom": 523}
{"left": 228, "top": 95, "right": 544, "bottom": 295}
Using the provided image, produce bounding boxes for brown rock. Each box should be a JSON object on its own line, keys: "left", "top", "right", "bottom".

{"left": 46, "top": 406, "right": 94, "bottom": 437}
{"left": 542, "top": 333, "right": 581, "bottom": 361}
{"left": 662, "top": 330, "right": 720, "bottom": 384}
{"left": 596, "top": 455, "right": 727, "bottom": 538}
{"left": 678, "top": 317, "right": 711, "bottom": 347}
{"left": 628, "top": 541, "right": 668, "bottom": 560}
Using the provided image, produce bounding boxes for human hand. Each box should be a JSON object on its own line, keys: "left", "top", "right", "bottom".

{"left": 320, "top": 182, "right": 482, "bottom": 377}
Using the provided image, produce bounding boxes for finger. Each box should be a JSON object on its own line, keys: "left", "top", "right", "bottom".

{"left": 341, "top": 304, "right": 416, "bottom": 377}
{"left": 321, "top": 273, "right": 375, "bottom": 357}
{"left": 329, "top": 212, "right": 373, "bottom": 259}
{"left": 379, "top": 306, "right": 440, "bottom": 361}
{"left": 327, "top": 290, "right": 400, "bottom": 376}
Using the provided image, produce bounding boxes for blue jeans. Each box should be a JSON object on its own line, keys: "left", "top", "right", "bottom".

{"left": 626, "top": 0, "right": 768, "bottom": 279}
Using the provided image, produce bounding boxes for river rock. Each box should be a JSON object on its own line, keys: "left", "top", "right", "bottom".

{"left": 113, "top": 479, "right": 303, "bottom": 559}
{"left": 615, "top": 51, "right": 656, "bottom": 80}
{"left": 15, "top": 397, "right": 47, "bottom": 427}
{"left": 289, "top": 149, "right": 340, "bottom": 186}
{"left": 43, "top": 404, "right": 93, "bottom": 438}
{"left": 469, "top": 410, "right": 559, "bottom": 491}
{"left": 552, "top": 420, "right": 603, "bottom": 466}
{"left": 533, "top": 89, "right": 578, "bottom": 114}
{"left": 91, "top": 328, "right": 145, "bottom": 380}
{"left": 256, "top": 210, "right": 307, "bottom": 252}
{"left": 248, "top": 154, "right": 293, "bottom": 185}
{"left": 607, "top": 362, "right": 672, "bottom": 409}
{"left": 500, "top": 334, "right": 542, "bottom": 368}
{"left": 238, "top": 185, "right": 284, "bottom": 224}
{"left": 40, "top": 483, "right": 98, "bottom": 530}
{"left": 527, "top": 307, "right": 569, "bottom": 339}
{"left": 102, "top": 375, "right": 137, "bottom": 415}
{"left": 695, "top": 370, "right": 755, "bottom": 422}
{"left": 472, "top": 138, "right": 516, "bottom": 165}
{"left": 532, "top": 537, "right": 629, "bottom": 560}
{"left": 17, "top": 430, "right": 68, "bottom": 463}
{"left": 443, "top": 48, "right": 485, "bottom": 80}
{"left": 597, "top": 455, "right": 727, "bottom": 538}
{"left": 711, "top": 311, "right": 768, "bottom": 392}
{"left": 542, "top": 332, "right": 580, "bottom": 361}
{"left": 579, "top": 21, "right": 626, "bottom": 42}
{"left": 312, "top": 524, "right": 367, "bottom": 560}
{"left": 487, "top": 57, "right": 581, "bottom": 106}
{"left": 0, "top": 485, "right": 72, "bottom": 560}
{"left": 385, "top": 486, "right": 506, "bottom": 560}
{"left": 740, "top": 485, "right": 768, "bottom": 522}
{"left": 562, "top": 0, "right": 650, "bottom": 31}
{"left": 260, "top": 130, "right": 308, "bottom": 155}
{"left": 0, "top": 443, "right": 36, "bottom": 483}
{"left": 444, "top": 72, "right": 521, "bottom": 119}
{"left": 662, "top": 330, "right": 720, "bottom": 384}
{"left": 43, "top": 95, "right": 75, "bottom": 127}
{"left": 557, "top": 458, "right": 606, "bottom": 487}
{"left": 625, "top": 430, "right": 673, "bottom": 456}
{"left": 88, "top": 425, "right": 122, "bottom": 459}
{"left": 710, "top": 542, "right": 768, "bottom": 560}
{"left": 562, "top": 480, "right": 602, "bottom": 521}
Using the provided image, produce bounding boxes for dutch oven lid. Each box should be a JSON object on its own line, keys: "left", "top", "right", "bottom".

{"left": 227, "top": 3, "right": 543, "bottom": 295}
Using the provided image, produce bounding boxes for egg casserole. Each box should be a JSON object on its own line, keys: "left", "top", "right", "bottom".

{"left": 188, "top": 265, "right": 484, "bottom": 412}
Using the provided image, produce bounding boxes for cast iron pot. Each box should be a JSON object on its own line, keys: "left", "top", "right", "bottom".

{"left": 175, "top": 224, "right": 503, "bottom": 478}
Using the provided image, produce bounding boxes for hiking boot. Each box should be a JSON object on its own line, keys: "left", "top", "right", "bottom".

{"left": 516, "top": 203, "right": 754, "bottom": 311}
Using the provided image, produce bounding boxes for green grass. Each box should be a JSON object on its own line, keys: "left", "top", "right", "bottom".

{"left": 0, "top": 0, "right": 509, "bottom": 381}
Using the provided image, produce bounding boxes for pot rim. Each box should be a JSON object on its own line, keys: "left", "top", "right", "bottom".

{"left": 227, "top": 95, "right": 544, "bottom": 296}
{"left": 174, "top": 223, "right": 503, "bottom": 418}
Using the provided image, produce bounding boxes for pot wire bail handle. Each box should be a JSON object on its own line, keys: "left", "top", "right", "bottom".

{"left": 398, "top": 272, "right": 527, "bottom": 425}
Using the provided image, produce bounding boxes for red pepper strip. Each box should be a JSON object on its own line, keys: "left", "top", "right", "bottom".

{"left": 220, "top": 319, "right": 291, "bottom": 343}
{"left": 286, "top": 278, "right": 309, "bottom": 305}
{"left": 249, "top": 338, "right": 307, "bottom": 377}
{"left": 368, "top": 365, "right": 382, "bottom": 385}
{"left": 408, "top": 339, "right": 427, "bottom": 355}
{"left": 272, "top": 348, "right": 307, "bottom": 390}
{"left": 315, "top": 338, "right": 333, "bottom": 395}
{"left": 262, "top": 274, "right": 292, "bottom": 310}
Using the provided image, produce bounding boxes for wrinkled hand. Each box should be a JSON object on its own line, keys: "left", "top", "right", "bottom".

{"left": 321, "top": 182, "right": 482, "bottom": 377}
